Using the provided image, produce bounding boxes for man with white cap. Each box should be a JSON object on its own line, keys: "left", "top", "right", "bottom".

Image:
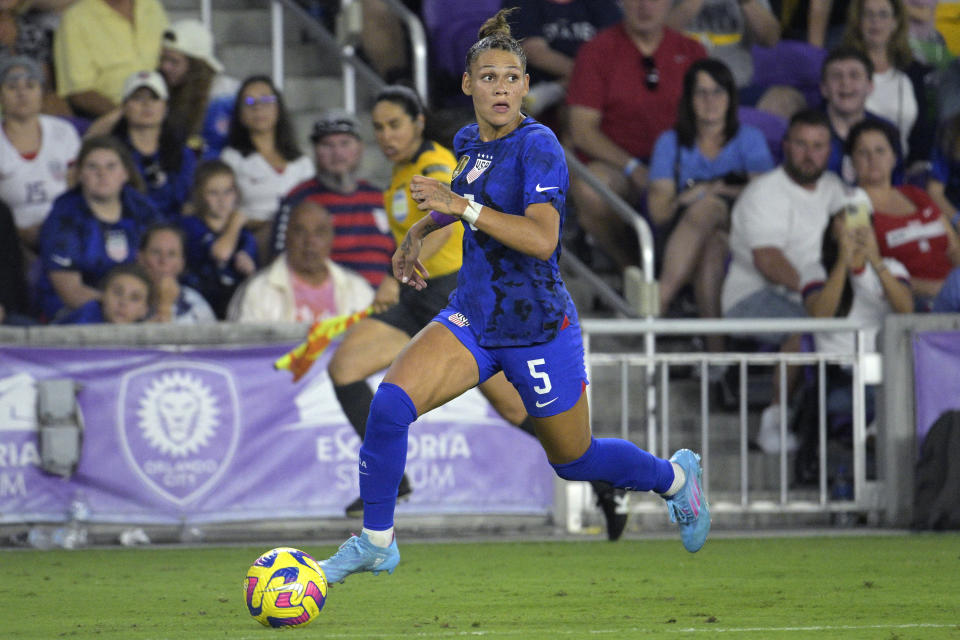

{"left": 159, "top": 19, "right": 240, "bottom": 158}
{"left": 111, "top": 70, "right": 197, "bottom": 218}
{"left": 53, "top": 0, "right": 169, "bottom": 118}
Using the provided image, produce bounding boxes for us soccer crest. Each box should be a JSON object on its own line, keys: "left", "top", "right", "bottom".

{"left": 117, "top": 362, "right": 240, "bottom": 505}
{"left": 465, "top": 153, "right": 493, "bottom": 184}
{"left": 104, "top": 229, "right": 130, "bottom": 262}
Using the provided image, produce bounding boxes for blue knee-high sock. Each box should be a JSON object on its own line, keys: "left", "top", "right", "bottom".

{"left": 359, "top": 382, "right": 417, "bottom": 530}
{"left": 551, "top": 437, "right": 675, "bottom": 494}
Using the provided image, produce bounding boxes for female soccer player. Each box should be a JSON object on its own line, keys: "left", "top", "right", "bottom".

{"left": 319, "top": 9, "right": 711, "bottom": 583}
{"left": 328, "top": 85, "right": 537, "bottom": 518}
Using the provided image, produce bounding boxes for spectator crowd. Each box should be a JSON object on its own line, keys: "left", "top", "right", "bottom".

{"left": 2, "top": 0, "right": 960, "bottom": 335}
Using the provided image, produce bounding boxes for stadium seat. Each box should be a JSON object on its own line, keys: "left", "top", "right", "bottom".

{"left": 750, "top": 41, "right": 827, "bottom": 109}
{"left": 738, "top": 106, "right": 787, "bottom": 163}
{"left": 421, "top": 0, "right": 502, "bottom": 108}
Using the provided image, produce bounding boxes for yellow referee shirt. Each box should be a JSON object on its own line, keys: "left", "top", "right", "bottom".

{"left": 386, "top": 140, "right": 463, "bottom": 278}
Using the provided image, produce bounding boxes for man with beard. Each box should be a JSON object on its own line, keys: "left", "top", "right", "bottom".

{"left": 269, "top": 111, "right": 395, "bottom": 292}
{"left": 721, "top": 108, "right": 853, "bottom": 454}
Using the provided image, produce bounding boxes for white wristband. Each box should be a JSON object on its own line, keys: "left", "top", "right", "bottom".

{"left": 623, "top": 157, "right": 641, "bottom": 177}
{"left": 461, "top": 200, "right": 482, "bottom": 225}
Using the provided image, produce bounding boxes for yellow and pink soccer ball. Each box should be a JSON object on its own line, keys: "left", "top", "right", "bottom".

{"left": 244, "top": 547, "right": 328, "bottom": 628}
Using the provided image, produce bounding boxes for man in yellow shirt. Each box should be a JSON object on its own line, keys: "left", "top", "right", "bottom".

{"left": 53, "top": 0, "right": 169, "bottom": 118}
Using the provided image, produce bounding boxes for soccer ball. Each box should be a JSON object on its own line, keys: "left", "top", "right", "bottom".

{"left": 244, "top": 547, "right": 328, "bottom": 628}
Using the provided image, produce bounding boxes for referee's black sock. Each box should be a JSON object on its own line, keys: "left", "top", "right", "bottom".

{"left": 333, "top": 380, "right": 375, "bottom": 439}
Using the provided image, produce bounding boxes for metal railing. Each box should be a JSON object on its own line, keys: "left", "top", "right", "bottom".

{"left": 197, "top": 0, "right": 426, "bottom": 105}
{"left": 573, "top": 317, "right": 880, "bottom": 525}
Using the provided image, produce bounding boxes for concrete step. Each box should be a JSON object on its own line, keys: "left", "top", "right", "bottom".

{"left": 218, "top": 41, "right": 340, "bottom": 78}
{"left": 707, "top": 449, "right": 798, "bottom": 492}
{"left": 211, "top": 8, "right": 314, "bottom": 46}
{"left": 284, "top": 75, "right": 343, "bottom": 111}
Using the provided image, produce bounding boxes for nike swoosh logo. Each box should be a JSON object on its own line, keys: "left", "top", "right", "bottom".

{"left": 535, "top": 184, "right": 558, "bottom": 192}
{"left": 535, "top": 397, "right": 558, "bottom": 408}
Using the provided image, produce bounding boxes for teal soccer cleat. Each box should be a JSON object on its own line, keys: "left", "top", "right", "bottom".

{"left": 319, "top": 532, "right": 400, "bottom": 584}
{"left": 664, "top": 449, "right": 711, "bottom": 552}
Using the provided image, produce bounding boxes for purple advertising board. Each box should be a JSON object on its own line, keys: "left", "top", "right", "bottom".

{"left": 912, "top": 331, "right": 960, "bottom": 447}
{"left": 0, "top": 344, "right": 554, "bottom": 525}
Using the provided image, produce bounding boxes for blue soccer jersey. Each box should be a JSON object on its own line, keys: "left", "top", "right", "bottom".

{"left": 179, "top": 214, "right": 259, "bottom": 318}
{"left": 36, "top": 186, "right": 161, "bottom": 320}
{"left": 128, "top": 142, "right": 196, "bottom": 219}
{"left": 450, "top": 117, "right": 577, "bottom": 347}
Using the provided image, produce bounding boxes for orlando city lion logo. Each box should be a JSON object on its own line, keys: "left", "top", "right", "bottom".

{"left": 118, "top": 361, "right": 240, "bottom": 504}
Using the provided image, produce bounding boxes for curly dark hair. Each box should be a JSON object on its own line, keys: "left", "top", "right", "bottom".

{"left": 845, "top": 118, "right": 899, "bottom": 157}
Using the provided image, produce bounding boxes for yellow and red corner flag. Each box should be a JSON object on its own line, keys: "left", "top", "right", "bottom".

{"left": 274, "top": 307, "right": 371, "bottom": 382}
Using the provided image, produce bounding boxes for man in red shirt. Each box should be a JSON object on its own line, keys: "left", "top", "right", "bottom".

{"left": 566, "top": 0, "right": 706, "bottom": 270}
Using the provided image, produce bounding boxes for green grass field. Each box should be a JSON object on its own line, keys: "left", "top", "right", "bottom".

{"left": 2, "top": 534, "right": 959, "bottom": 639}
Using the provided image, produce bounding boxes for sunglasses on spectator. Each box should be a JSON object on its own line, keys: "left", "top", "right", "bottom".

{"left": 642, "top": 56, "right": 659, "bottom": 91}
{"left": 243, "top": 94, "right": 278, "bottom": 107}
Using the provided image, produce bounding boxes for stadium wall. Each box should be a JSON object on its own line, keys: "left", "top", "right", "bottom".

{"left": 880, "top": 314, "right": 960, "bottom": 527}
{"left": 0, "top": 324, "right": 554, "bottom": 529}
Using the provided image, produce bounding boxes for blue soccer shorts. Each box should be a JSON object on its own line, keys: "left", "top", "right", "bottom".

{"left": 432, "top": 305, "right": 588, "bottom": 418}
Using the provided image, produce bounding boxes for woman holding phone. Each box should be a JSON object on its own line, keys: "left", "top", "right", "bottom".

{"left": 796, "top": 202, "right": 912, "bottom": 481}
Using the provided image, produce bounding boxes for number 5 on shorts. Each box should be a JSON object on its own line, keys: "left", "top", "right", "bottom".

{"left": 526, "top": 358, "right": 553, "bottom": 395}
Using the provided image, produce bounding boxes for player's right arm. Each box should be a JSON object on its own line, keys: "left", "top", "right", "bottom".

{"left": 393, "top": 215, "right": 441, "bottom": 290}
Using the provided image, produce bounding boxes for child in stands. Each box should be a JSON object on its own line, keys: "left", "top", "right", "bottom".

{"left": 55, "top": 263, "right": 153, "bottom": 324}
{"left": 179, "top": 160, "right": 257, "bottom": 318}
